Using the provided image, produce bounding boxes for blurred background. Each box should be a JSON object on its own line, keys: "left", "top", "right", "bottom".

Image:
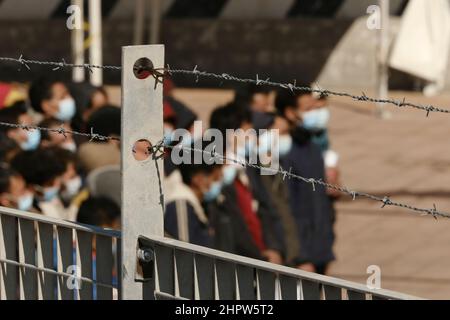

{"left": 1, "top": 0, "right": 450, "bottom": 299}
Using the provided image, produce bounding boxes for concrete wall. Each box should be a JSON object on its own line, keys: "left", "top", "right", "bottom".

{"left": 0, "top": 18, "right": 420, "bottom": 90}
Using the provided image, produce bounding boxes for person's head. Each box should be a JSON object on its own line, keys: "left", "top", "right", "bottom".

{"left": 39, "top": 118, "right": 76, "bottom": 152}
{"left": 51, "top": 147, "right": 83, "bottom": 202}
{"left": 210, "top": 102, "right": 254, "bottom": 157}
{"left": 178, "top": 160, "right": 223, "bottom": 203}
{"left": 11, "top": 148, "right": 66, "bottom": 202}
{"left": 0, "top": 101, "right": 40, "bottom": 151}
{"left": 0, "top": 164, "right": 34, "bottom": 211}
{"left": 300, "top": 94, "right": 330, "bottom": 132}
{"left": 29, "top": 78, "right": 76, "bottom": 122}
{"left": 275, "top": 88, "right": 317, "bottom": 126}
{"left": 248, "top": 85, "right": 274, "bottom": 113}
{"left": 86, "top": 105, "right": 120, "bottom": 147}
{"left": 83, "top": 86, "right": 108, "bottom": 122}
{"left": 77, "top": 196, "right": 120, "bottom": 229}
{"left": 0, "top": 134, "right": 20, "bottom": 163}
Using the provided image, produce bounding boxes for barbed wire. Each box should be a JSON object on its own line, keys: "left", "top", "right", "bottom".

{"left": 1, "top": 55, "right": 450, "bottom": 116}
{"left": 0, "top": 118, "right": 447, "bottom": 220}
{"left": 157, "top": 142, "right": 450, "bottom": 220}
{"left": 0, "top": 121, "right": 119, "bottom": 142}
{"left": 0, "top": 55, "right": 121, "bottom": 72}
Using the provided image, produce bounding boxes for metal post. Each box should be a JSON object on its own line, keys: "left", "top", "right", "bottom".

{"left": 149, "top": 0, "right": 162, "bottom": 44}
{"left": 89, "top": 0, "right": 103, "bottom": 86}
{"left": 71, "top": 0, "right": 84, "bottom": 82}
{"left": 121, "top": 45, "right": 165, "bottom": 300}
{"left": 376, "top": 0, "right": 391, "bottom": 119}
{"left": 134, "top": 0, "right": 146, "bottom": 45}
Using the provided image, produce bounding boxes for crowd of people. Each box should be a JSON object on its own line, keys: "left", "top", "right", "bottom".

{"left": 163, "top": 81, "right": 342, "bottom": 275}
{"left": 0, "top": 75, "right": 341, "bottom": 275}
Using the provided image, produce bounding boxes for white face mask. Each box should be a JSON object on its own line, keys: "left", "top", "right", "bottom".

{"left": 61, "top": 176, "right": 82, "bottom": 201}
{"left": 300, "top": 108, "right": 330, "bottom": 130}
{"left": 61, "top": 141, "right": 77, "bottom": 153}
{"left": 56, "top": 97, "right": 76, "bottom": 121}
{"left": 17, "top": 193, "right": 34, "bottom": 211}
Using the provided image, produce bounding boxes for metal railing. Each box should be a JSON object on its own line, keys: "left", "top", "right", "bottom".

{"left": 138, "top": 235, "right": 421, "bottom": 300}
{"left": 0, "top": 206, "right": 120, "bottom": 300}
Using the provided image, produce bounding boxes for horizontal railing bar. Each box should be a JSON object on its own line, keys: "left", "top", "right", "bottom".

{"left": 141, "top": 235, "right": 422, "bottom": 300}
{"left": 0, "top": 258, "right": 116, "bottom": 290}
{"left": 0, "top": 206, "right": 121, "bottom": 238}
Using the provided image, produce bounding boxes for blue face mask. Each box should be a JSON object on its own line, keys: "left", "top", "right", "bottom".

{"left": 42, "top": 186, "right": 60, "bottom": 202}
{"left": 222, "top": 165, "right": 238, "bottom": 186}
{"left": 278, "top": 134, "right": 293, "bottom": 157}
{"left": 203, "top": 181, "right": 222, "bottom": 202}
{"left": 20, "top": 129, "right": 41, "bottom": 151}
{"left": 301, "top": 108, "right": 330, "bottom": 130}
{"left": 56, "top": 97, "right": 76, "bottom": 121}
{"left": 17, "top": 193, "right": 33, "bottom": 211}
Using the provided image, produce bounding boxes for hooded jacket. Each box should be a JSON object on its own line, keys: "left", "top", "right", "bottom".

{"left": 164, "top": 170, "right": 212, "bottom": 247}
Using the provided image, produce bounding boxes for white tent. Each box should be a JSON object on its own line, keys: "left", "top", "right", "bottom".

{"left": 389, "top": 0, "right": 450, "bottom": 94}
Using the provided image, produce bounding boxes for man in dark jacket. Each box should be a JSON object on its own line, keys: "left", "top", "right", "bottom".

{"left": 208, "top": 102, "right": 285, "bottom": 264}
{"left": 274, "top": 90, "right": 335, "bottom": 274}
{"left": 164, "top": 147, "right": 223, "bottom": 247}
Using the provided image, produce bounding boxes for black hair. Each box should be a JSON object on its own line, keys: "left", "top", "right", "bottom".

{"left": 0, "top": 101, "right": 28, "bottom": 134}
{"left": 11, "top": 148, "right": 66, "bottom": 186}
{"left": 38, "top": 118, "right": 62, "bottom": 141}
{"left": 209, "top": 102, "right": 252, "bottom": 137}
{"left": 178, "top": 162, "right": 217, "bottom": 186}
{"left": 0, "top": 164, "right": 17, "bottom": 194}
{"left": 86, "top": 105, "right": 121, "bottom": 138}
{"left": 0, "top": 134, "right": 19, "bottom": 162}
{"left": 248, "top": 84, "right": 272, "bottom": 96}
{"left": 77, "top": 196, "right": 120, "bottom": 228}
{"left": 29, "top": 77, "right": 61, "bottom": 113}
{"left": 274, "top": 89, "right": 297, "bottom": 116}
{"left": 177, "top": 140, "right": 221, "bottom": 185}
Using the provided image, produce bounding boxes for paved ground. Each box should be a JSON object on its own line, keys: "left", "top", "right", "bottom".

{"left": 110, "top": 87, "right": 450, "bottom": 299}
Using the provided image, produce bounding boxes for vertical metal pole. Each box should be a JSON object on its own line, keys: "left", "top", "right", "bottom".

{"left": 134, "top": 0, "right": 146, "bottom": 45}
{"left": 121, "top": 45, "right": 164, "bottom": 300}
{"left": 149, "top": 0, "right": 162, "bottom": 44}
{"left": 376, "top": 0, "right": 390, "bottom": 118}
{"left": 71, "top": 0, "right": 85, "bottom": 82}
{"left": 89, "top": 0, "right": 103, "bottom": 86}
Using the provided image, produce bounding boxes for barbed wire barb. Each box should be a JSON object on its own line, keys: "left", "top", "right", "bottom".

{"left": 2, "top": 55, "right": 450, "bottom": 115}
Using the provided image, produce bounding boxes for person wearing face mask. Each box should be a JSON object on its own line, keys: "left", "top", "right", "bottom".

{"left": 254, "top": 114, "right": 301, "bottom": 266}
{"left": 207, "top": 103, "right": 285, "bottom": 264}
{"left": 29, "top": 78, "right": 77, "bottom": 123}
{"left": 164, "top": 143, "right": 223, "bottom": 247}
{"left": 39, "top": 118, "right": 77, "bottom": 152}
{"left": 0, "top": 101, "right": 41, "bottom": 151}
{"left": 11, "top": 148, "right": 74, "bottom": 220}
{"left": 0, "top": 165, "right": 36, "bottom": 212}
{"left": 274, "top": 89, "right": 335, "bottom": 275}
{"left": 52, "top": 147, "right": 88, "bottom": 211}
